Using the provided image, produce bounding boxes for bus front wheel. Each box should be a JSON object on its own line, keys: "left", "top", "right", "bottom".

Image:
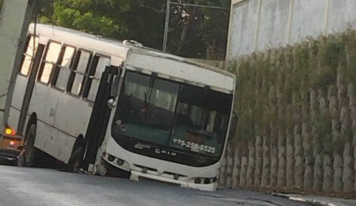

{"left": 67, "top": 147, "right": 83, "bottom": 173}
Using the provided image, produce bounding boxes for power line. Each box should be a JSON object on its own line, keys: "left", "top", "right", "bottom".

{"left": 169, "top": 2, "right": 228, "bottom": 10}
{"left": 162, "top": 0, "right": 229, "bottom": 52}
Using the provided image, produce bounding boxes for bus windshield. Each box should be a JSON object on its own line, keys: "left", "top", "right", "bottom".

{"left": 112, "top": 71, "right": 233, "bottom": 157}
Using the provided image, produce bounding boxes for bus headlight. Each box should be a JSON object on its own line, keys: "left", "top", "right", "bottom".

{"left": 204, "top": 178, "right": 211, "bottom": 184}
{"left": 108, "top": 155, "right": 115, "bottom": 162}
{"left": 117, "top": 158, "right": 124, "bottom": 166}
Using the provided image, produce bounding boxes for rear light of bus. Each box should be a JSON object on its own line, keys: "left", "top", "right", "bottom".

{"left": 8, "top": 140, "right": 19, "bottom": 149}
{"left": 5, "top": 127, "right": 16, "bottom": 135}
{"left": 5, "top": 128, "right": 11, "bottom": 135}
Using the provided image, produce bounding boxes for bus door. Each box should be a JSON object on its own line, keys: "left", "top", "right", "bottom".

{"left": 17, "top": 43, "right": 46, "bottom": 135}
{"left": 81, "top": 65, "right": 120, "bottom": 171}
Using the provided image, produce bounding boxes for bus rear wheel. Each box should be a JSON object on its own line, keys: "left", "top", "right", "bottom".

{"left": 19, "top": 124, "right": 39, "bottom": 167}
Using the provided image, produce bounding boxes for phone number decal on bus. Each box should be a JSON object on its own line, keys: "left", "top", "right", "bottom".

{"left": 173, "top": 138, "right": 216, "bottom": 154}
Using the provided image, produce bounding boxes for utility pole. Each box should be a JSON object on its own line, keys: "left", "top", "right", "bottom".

{"left": 162, "top": 0, "right": 227, "bottom": 52}
{"left": 162, "top": 0, "right": 170, "bottom": 52}
{"left": 0, "top": 0, "right": 36, "bottom": 136}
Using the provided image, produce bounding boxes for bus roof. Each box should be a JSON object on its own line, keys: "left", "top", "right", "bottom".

{"left": 28, "top": 23, "right": 235, "bottom": 79}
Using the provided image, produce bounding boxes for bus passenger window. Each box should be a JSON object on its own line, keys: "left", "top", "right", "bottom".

{"left": 85, "top": 56, "right": 110, "bottom": 101}
{"left": 39, "top": 42, "right": 61, "bottom": 83}
{"left": 53, "top": 46, "right": 75, "bottom": 90}
{"left": 70, "top": 50, "right": 92, "bottom": 96}
{"left": 20, "top": 36, "right": 39, "bottom": 76}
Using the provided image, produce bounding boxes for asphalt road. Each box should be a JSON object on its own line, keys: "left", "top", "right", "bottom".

{"left": 0, "top": 165, "right": 312, "bottom": 206}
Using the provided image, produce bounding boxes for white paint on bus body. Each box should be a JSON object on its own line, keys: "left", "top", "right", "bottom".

{"left": 126, "top": 52, "right": 234, "bottom": 93}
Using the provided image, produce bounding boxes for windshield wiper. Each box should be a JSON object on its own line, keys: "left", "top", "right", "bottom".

{"left": 144, "top": 73, "right": 157, "bottom": 108}
{"left": 142, "top": 73, "right": 157, "bottom": 123}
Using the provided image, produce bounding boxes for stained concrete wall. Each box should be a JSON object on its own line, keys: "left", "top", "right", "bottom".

{"left": 227, "top": 0, "right": 356, "bottom": 59}
{"left": 220, "top": 29, "right": 356, "bottom": 195}
{"left": 257, "top": 0, "right": 290, "bottom": 50}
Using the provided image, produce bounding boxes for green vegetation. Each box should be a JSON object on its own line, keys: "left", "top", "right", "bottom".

{"left": 36, "top": 0, "right": 230, "bottom": 60}
{"left": 224, "top": 29, "right": 356, "bottom": 155}
{"left": 219, "top": 29, "right": 356, "bottom": 194}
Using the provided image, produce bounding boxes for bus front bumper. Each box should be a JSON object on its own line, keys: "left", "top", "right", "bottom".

{"left": 100, "top": 155, "right": 218, "bottom": 191}
{"left": 130, "top": 170, "right": 218, "bottom": 192}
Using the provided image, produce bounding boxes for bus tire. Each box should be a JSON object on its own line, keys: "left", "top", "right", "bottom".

{"left": 67, "top": 147, "right": 83, "bottom": 173}
{"left": 22, "top": 124, "right": 39, "bottom": 167}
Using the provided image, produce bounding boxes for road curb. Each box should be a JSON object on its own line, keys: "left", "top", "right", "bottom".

{"left": 272, "top": 193, "right": 324, "bottom": 206}
{"left": 287, "top": 196, "right": 330, "bottom": 206}
{"left": 272, "top": 193, "right": 355, "bottom": 206}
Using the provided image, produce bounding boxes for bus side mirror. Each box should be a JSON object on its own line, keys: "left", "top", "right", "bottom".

{"left": 229, "top": 112, "right": 238, "bottom": 140}
{"left": 111, "top": 75, "right": 120, "bottom": 97}
{"left": 110, "top": 65, "right": 121, "bottom": 97}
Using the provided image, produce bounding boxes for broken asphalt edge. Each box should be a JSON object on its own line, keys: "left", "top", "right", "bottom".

{"left": 272, "top": 193, "right": 344, "bottom": 206}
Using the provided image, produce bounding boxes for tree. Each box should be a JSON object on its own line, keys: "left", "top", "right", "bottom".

{"left": 168, "top": 0, "right": 230, "bottom": 59}
{"left": 36, "top": 0, "right": 230, "bottom": 60}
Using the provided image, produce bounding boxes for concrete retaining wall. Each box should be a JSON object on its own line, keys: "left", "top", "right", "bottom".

{"left": 227, "top": 0, "right": 356, "bottom": 59}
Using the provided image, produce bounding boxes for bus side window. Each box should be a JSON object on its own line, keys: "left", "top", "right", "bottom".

{"left": 38, "top": 42, "right": 61, "bottom": 84}
{"left": 68, "top": 50, "right": 92, "bottom": 96}
{"left": 52, "top": 46, "right": 76, "bottom": 90}
{"left": 83, "top": 55, "right": 110, "bottom": 102}
{"left": 19, "top": 36, "right": 39, "bottom": 76}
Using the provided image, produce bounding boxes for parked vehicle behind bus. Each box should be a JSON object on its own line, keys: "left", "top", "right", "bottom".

{"left": 6, "top": 23, "right": 236, "bottom": 191}
{"left": 0, "top": 125, "right": 23, "bottom": 165}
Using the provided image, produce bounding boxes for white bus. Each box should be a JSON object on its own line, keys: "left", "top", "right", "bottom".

{"left": 7, "top": 23, "right": 236, "bottom": 191}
